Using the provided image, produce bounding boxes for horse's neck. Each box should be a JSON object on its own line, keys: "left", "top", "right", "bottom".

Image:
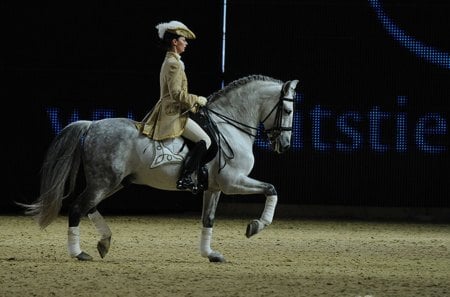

{"left": 211, "top": 98, "right": 258, "bottom": 128}
{"left": 210, "top": 84, "right": 278, "bottom": 129}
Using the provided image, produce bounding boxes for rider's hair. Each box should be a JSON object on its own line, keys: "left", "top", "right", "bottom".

{"left": 159, "top": 32, "right": 181, "bottom": 50}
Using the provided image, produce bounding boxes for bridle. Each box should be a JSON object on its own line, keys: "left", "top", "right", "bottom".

{"left": 205, "top": 91, "right": 294, "bottom": 141}
{"left": 203, "top": 91, "right": 294, "bottom": 172}
{"left": 260, "top": 95, "right": 294, "bottom": 144}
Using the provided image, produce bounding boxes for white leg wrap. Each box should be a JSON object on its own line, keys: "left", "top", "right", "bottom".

{"left": 260, "top": 195, "right": 278, "bottom": 225}
{"left": 68, "top": 227, "right": 82, "bottom": 257}
{"left": 200, "top": 227, "right": 213, "bottom": 257}
{"left": 88, "top": 211, "right": 112, "bottom": 239}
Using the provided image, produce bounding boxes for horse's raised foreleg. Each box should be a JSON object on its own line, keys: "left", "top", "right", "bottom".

{"left": 87, "top": 208, "right": 112, "bottom": 258}
{"left": 245, "top": 194, "right": 277, "bottom": 238}
{"left": 200, "top": 190, "right": 225, "bottom": 262}
{"left": 220, "top": 175, "right": 278, "bottom": 238}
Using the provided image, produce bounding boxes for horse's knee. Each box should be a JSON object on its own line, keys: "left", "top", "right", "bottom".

{"left": 264, "top": 184, "right": 277, "bottom": 196}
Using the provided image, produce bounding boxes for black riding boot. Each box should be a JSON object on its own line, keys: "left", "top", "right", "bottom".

{"left": 177, "top": 140, "right": 208, "bottom": 193}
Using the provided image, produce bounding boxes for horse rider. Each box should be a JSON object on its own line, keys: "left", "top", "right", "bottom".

{"left": 139, "top": 20, "right": 211, "bottom": 192}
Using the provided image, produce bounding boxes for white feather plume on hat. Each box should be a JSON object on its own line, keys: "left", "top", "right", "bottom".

{"left": 156, "top": 20, "right": 196, "bottom": 39}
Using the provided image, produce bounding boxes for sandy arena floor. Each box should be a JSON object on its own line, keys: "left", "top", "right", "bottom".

{"left": 0, "top": 215, "right": 449, "bottom": 297}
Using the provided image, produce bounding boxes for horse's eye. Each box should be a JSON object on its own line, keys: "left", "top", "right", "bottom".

{"left": 284, "top": 109, "right": 292, "bottom": 115}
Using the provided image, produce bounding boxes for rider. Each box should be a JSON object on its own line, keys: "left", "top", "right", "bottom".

{"left": 140, "top": 20, "right": 211, "bottom": 192}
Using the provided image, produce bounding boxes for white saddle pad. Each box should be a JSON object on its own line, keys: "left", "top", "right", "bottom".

{"left": 150, "top": 138, "right": 188, "bottom": 169}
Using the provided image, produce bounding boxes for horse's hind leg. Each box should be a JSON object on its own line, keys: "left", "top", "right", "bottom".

{"left": 68, "top": 188, "right": 108, "bottom": 260}
{"left": 68, "top": 197, "right": 93, "bottom": 260}
{"left": 86, "top": 185, "right": 124, "bottom": 258}
{"left": 87, "top": 208, "right": 112, "bottom": 258}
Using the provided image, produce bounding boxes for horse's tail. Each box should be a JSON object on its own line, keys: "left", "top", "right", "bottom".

{"left": 18, "top": 120, "right": 92, "bottom": 229}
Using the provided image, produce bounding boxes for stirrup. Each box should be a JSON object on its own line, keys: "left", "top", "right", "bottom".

{"left": 176, "top": 176, "right": 195, "bottom": 190}
{"left": 177, "top": 179, "right": 199, "bottom": 194}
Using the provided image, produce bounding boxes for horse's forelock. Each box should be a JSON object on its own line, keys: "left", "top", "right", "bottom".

{"left": 208, "top": 75, "right": 282, "bottom": 102}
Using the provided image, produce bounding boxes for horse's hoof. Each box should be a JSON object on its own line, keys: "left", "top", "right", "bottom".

{"left": 245, "top": 220, "right": 264, "bottom": 238}
{"left": 75, "top": 251, "right": 93, "bottom": 261}
{"left": 208, "top": 252, "right": 226, "bottom": 263}
{"left": 97, "top": 236, "right": 111, "bottom": 258}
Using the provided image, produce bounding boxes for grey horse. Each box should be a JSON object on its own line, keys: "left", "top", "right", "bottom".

{"left": 20, "top": 75, "right": 299, "bottom": 262}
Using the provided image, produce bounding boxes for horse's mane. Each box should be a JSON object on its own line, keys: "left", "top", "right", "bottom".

{"left": 207, "top": 74, "right": 282, "bottom": 102}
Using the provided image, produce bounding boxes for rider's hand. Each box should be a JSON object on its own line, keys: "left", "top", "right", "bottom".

{"left": 196, "top": 96, "right": 208, "bottom": 106}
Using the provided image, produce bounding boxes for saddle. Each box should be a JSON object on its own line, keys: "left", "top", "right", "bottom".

{"left": 135, "top": 110, "right": 219, "bottom": 194}
{"left": 135, "top": 111, "right": 218, "bottom": 163}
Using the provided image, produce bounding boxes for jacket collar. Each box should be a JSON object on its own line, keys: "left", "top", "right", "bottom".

{"left": 165, "top": 51, "right": 184, "bottom": 70}
{"left": 166, "top": 51, "right": 181, "bottom": 60}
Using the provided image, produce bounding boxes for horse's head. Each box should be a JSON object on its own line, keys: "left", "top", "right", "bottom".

{"left": 262, "top": 79, "right": 299, "bottom": 153}
{"left": 206, "top": 75, "right": 299, "bottom": 153}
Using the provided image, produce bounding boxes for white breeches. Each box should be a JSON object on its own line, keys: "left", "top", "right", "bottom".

{"left": 182, "top": 118, "right": 211, "bottom": 149}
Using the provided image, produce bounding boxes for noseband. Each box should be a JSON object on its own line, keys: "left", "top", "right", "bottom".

{"left": 261, "top": 95, "right": 294, "bottom": 143}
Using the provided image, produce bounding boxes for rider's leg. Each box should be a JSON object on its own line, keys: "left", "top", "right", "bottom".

{"left": 177, "top": 118, "right": 211, "bottom": 191}
{"left": 182, "top": 118, "right": 211, "bottom": 149}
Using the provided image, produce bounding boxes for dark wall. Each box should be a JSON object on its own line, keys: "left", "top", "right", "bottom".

{"left": 4, "top": 0, "right": 449, "bottom": 213}
{"left": 226, "top": 0, "right": 449, "bottom": 207}
{"left": 4, "top": 1, "right": 222, "bottom": 213}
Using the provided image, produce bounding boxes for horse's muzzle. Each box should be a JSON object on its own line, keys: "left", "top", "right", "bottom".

{"left": 272, "top": 141, "right": 290, "bottom": 154}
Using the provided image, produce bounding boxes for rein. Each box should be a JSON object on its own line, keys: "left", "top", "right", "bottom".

{"left": 203, "top": 92, "right": 294, "bottom": 172}
{"left": 205, "top": 108, "right": 259, "bottom": 138}
{"left": 206, "top": 93, "right": 293, "bottom": 138}
{"left": 202, "top": 109, "right": 235, "bottom": 173}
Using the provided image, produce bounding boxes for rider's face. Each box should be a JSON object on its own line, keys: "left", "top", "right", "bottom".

{"left": 173, "top": 37, "right": 188, "bottom": 54}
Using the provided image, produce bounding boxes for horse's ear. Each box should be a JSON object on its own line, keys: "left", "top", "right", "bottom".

{"left": 290, "top": 79, "right": 299, "bottom": 89}
{"left": 282, "top": 80, "right": 299, "bottom": 96}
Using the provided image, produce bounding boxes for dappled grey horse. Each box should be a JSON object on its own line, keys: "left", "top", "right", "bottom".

{"left": 21, "top": 75, "right": 298, "bottom": 262}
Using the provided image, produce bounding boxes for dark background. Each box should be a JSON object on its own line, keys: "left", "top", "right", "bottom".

{"left": 3, "top": 0, "right": 449, "bottom": 215}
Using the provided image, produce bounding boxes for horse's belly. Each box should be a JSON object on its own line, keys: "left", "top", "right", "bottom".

{"left": 133, "top": 163, "right": 181, "bottom": 191}
{"left": 132, "top": 137, "right": 187, "bottom": 190}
